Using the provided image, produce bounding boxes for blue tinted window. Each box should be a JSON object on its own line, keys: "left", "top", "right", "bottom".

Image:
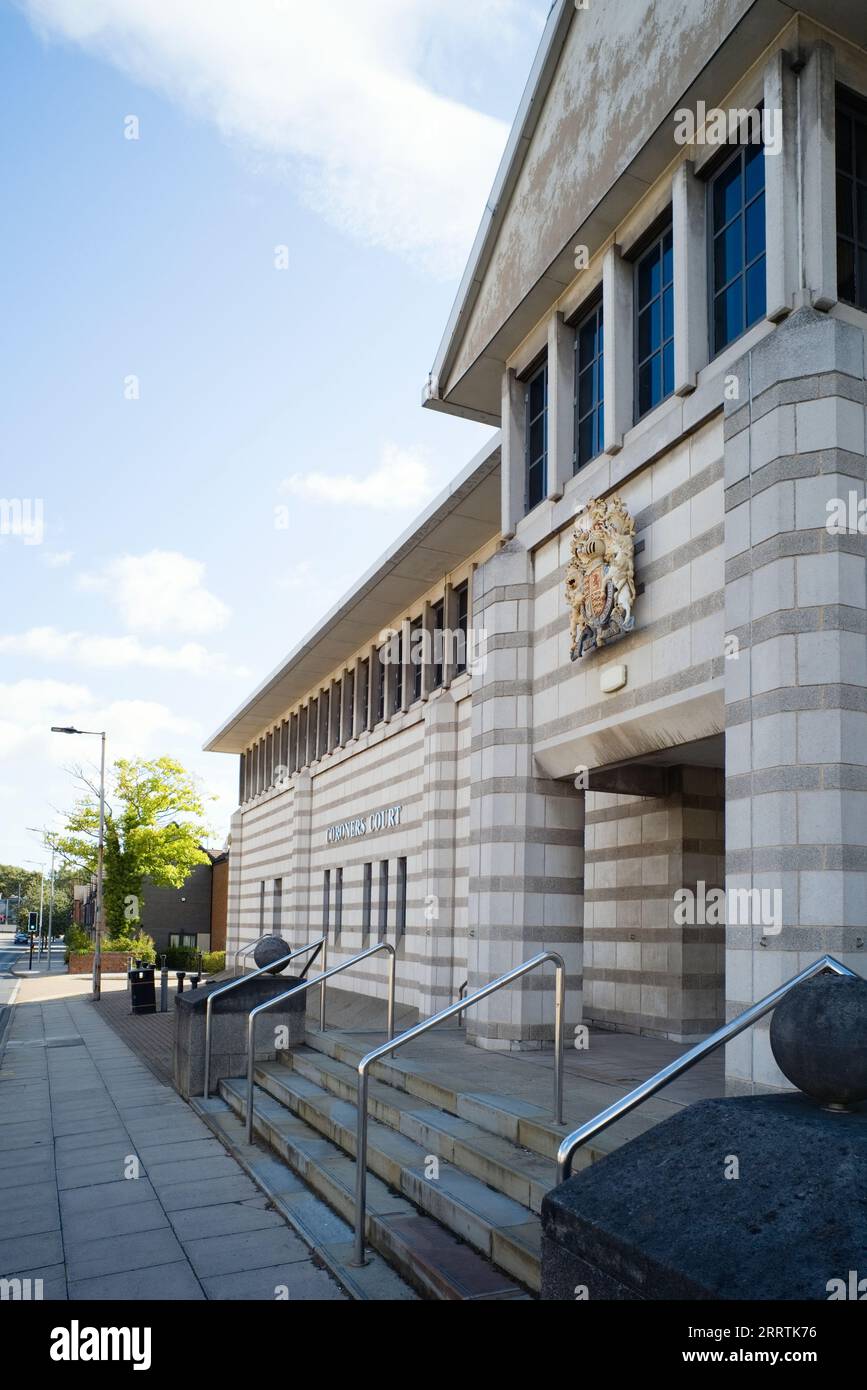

{"left": 711, "top": 141, "right": 766, "bottom": 352}
{"left": 636, "top": 226, "right": 674, "bottom": 419}
{"left": 524, "top": 361, "right": 548, "bottom": 513}
{"left": 837, "top": 95, "right": 867, "bottom": 311}
{"left": 574, "top": 301, "right": 604, "bottom": 469}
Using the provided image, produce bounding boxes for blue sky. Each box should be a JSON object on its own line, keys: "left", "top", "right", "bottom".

{"left": 0, "top": 0, "right": 549, "bottom": 870}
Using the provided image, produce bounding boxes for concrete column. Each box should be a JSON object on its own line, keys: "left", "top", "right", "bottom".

{"left": 369, "top": 643, "right": 381, "bottom": 729}
{"left": 801, "top": 40, "right": 837, "bottom": 312}
{"left": 443, "top": 581, "right": 458, "bottom": 689}
{"left": 467, "top": 542, "right": 584, "bottom": 1049}
{"left": 501, "top": 368, "right": 525, "bottom": 538}
{"left": 763, "top": 49, "right": 799, "bottom": 323}
{"left": 225, "top": 808, "right": 244, "bottom": 960}
{"left": 723, "top": 306, "right": 867, "bottom": 1090}
{"left": 547, "top": 311, "right": 576, "bottom": 499}
{"left": 400, "top": 617, "right": 412, "bottom": 713}
{"left": 417, "top": 692, "right": 461, "bottom": 1017}
{"left": 602, "top": 244, "right": 633, "bottom": 453}
{"left": 673, "top": 161, "right": 707, "bottom": 396}
{"left": 286, "top": 771, "right": 312, "bottom": 942}
{"left": 421, "top": 600, "right": 435, "bottom": 699}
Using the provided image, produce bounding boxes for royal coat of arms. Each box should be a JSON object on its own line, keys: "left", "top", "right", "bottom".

{"left": 565, "top": 496, "right": 637, "bottom": 660}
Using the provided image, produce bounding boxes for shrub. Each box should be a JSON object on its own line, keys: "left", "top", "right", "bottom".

{"left": 202, "top": 951, "right": 226, "bottom": 975}
{"left": 163, "top": 945, "right": 201, "bottom": 971}
{"left": 64, "top": 925, "right": 91, "bottom": 956}
{"left": 101, "top": 931, "right": 156, "bottom": 965}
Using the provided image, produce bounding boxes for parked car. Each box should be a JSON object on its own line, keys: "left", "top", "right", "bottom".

{"left": 13, "top": 931, "right": 28, "bottom": 945}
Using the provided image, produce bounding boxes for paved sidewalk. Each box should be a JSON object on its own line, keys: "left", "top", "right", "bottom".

{"left": 0, "top": 978, "right": 348, "bottom": 1301}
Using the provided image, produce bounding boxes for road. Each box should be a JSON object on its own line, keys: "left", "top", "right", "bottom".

{"left": 0, "top": 930, "right": 26, "bottom": 1032}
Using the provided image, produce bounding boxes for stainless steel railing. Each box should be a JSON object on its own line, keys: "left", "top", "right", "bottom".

{"left": 555, "top": 953, "right": 859, "bottom": 1184}
{"left": 244, "top": 942, "right": 397, "bottom": 1144}
{"left": 352, "top": 950, "right": 566, "bottom": 1266}
{"left": 457, "top": 980, "right": 468, "bottom": 1027}
{"left": 204, "top": 937, "right": 326, "bottom": 1098}
{"left": 233, "top": 941, "right": 259, "bottom": 974}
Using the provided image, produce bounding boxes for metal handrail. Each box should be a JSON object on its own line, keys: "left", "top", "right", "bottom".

{"left": 556, "top": 953, "right": 859, "bottom": 1184}
{"left": 244, "top": 941, "right": 397, "bottom": 1143}
{"left": 204, "top": 937, "right": 326, "bottom": 1098}
{"left": 233, "top": 941, "right": 258, "bottom": 974}
{"left": 352, "top": 950, "right": 565, "bottom": 1266}
{"left": 457, "top": 980, "right": 468, "bottom": 1028}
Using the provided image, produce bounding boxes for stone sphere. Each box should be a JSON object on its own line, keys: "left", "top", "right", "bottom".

{"left": 770, "top": 974, "right": 867, "bottom": 1108}
{"left": 252, "top": 934, "right": 291, "bottom": 975}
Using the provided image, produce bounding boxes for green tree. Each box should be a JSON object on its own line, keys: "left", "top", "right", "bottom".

{"left": 55, "top": 757, "right": 214, "bottom": 935}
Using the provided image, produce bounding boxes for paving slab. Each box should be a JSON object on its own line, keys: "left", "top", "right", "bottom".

{"left": 0, "top": 979, "right": 350, "bottom": 1302}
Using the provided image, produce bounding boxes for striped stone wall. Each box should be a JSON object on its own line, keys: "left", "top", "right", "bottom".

{"left": 583, "top": 768, "right": 725, "bottom": 1042}
{"left": 724, "top": 305, "right": 867, "bottom": 1089}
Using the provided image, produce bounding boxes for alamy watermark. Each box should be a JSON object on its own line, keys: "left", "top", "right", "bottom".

{"left": 673, "top": 102, "right": 782, "bottom": 157}
{"left": 674, "top": 880, "right": 782, "bottom": 934}
{"left": 0, "top": 497, "right": 44, "bottom": 545}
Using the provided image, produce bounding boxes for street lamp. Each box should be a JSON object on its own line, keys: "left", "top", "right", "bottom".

{"left": 51, "top": 726, "right": 107, "bottom": 1002}
{"left": 27, "top": 828, "right": 59, "bottom": 969}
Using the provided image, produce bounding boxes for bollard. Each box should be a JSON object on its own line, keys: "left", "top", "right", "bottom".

{"left": 176, "top": 971, "right": 186, "bottom": 994}
{"left": 189, "top": 973, "right": 201, "bottom": 991}
{"left": 160, "top": 962, "right": 169, "bottom": 1013}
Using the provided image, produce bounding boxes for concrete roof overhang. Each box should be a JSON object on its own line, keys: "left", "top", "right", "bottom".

{"left": 424, "top": 0, "right": 867, "bottom": 425}
{"left": 205, "top": 436, "right": 502, "bottom": 754}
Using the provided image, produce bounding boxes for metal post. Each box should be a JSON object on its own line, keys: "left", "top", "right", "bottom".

{"left": 36, "top": 871, "right": 45, "bottom": 962}
{"left": 351, "top": 949, "right": 565, "bottom": 1267}
{"left": 244, "top": 942, "right": 395, "bottom": 1144}
{"left": 93, "top": 732, "right": 106, "bottom": 1003}
{"left": 318, "top": 934, "right": 328, "bottom": 1031}
{"left": 46, "top": 841, "right": 56, "bottom": 971}
{"left": 160, "top": 959, "right": 168, "bottom": 1012}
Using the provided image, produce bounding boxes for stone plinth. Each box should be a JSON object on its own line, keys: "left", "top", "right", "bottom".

{"left": 541, "top": 1094, "right": 867, "bottom": 1300}
{"left": 174, "top": 973, "right": 307, "bottom": 1100}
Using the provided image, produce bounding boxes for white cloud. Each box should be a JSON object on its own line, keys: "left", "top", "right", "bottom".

{"left": 79, "top": 551, "right": 230, "bottom": 636}
{"left": 0, "top": 626, "right": 248, "bottom": 677}
{"left": 18, "top": 0, "right": 517, "bottom": 277}
{"left": 281, "top": 443, "right": 435, "bottom": 511}
{"left": 45, "top": 550, "right": 73, "bottom": 568}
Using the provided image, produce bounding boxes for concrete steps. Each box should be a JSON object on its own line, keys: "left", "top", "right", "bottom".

{"left": 294, "top": 1028, "right": 611, "bottom": 1167}
{"left": 284, "top": 1045, "right": 555, "bottom": 1213}
{"left": 218, "top": 1075, "right": 531, "bottom": 1300}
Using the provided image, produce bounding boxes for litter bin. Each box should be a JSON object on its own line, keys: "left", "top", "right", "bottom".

{"left": 129, "top": 966, "right": 156, "bottom": 1016}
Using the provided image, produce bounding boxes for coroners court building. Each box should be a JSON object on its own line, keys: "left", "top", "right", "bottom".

{"left": 206, "top": 0, "right": 867, "bottom": 1093}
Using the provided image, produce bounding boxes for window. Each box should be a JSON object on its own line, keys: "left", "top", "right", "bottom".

{"left": 396, "top": 857, "right": 407, "bottom": 940}
{"left": 290, "top": 712, "right": 299, "bottom": 773}
{"left": 239, "top": 752, "right": 246, "bottom": 804}
{"left": 410, "top": 616, "right": 423, "bottom": 702}
{"left": 273, "top": 878, "right": 282, "bottom": 932}
{"left": 358, "top": 658, "right": 369, "bottom": 731}
{"left": 323, "top": 869, "right": 331, "bottom": 935}
{"left": 390, "top": 631, "right": 403, "bottom": 715}
{"left": 454, "top": 582, "right": 469, "bottom": 675}
{"left": 710, "top": 141, "right": 766, "bottom": 352}
{"left": 335, "top": 868, "right": 343, "bottom": 937}
{"left": 378, "top": 860, "right": 389, "bottom": 938}
{"left": 320, "top": 690, "right": 331, "bottom": 757}
{"left": 362, "top": 862, "right": 373, "bottom": 940}
{"left": 574, "top": 300, "right": 604, "bottom": 468}
{"left": 636, "top": 225, "right": 674, "bottom": 418}
{"left": 837, "top": 92, "right": 867, "bottom": 311}
{"left": 432, "top": 599, "right": 445, "bottom": 689}
{"left": 170, "top": 933, "right": 197, "bottom": 950}
{"left": 524, "top": 361, "right": 548, "bottom": 512}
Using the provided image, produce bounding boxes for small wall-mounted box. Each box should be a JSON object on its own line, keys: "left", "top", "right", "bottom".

{"left": 600, "top": 663, "right": 627, "bottom": 694}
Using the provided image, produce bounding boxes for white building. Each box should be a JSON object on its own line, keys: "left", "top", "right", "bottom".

{"left": 207, "top": 0, "right": 867, "bottom": 1092}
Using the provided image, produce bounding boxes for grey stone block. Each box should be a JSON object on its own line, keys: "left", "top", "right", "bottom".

{"left": 174, "top": 974, "right": 307, "bottom": 1100}
{"left": 542, "top": 1094, "right": 867, "bottom": 1300}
